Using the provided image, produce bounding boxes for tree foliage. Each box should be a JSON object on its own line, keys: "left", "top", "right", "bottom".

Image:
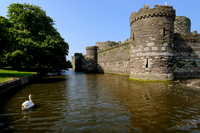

{"left": 0, "top": 16, "right": 13, "bottom": 64}
{"left": 67, "top": 60, "right": 72, "bottom": 68}
{"left": 1, "top": 3, "right": 69, "bottom": 71}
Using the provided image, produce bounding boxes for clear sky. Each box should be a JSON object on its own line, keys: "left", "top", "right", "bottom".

{"left": 1, "top": 0, "right": 200, "bottom": 61}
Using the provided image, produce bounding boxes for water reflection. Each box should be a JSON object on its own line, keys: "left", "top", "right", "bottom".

{"left": 1, "top": 69, "right": 200, "bottom": 132}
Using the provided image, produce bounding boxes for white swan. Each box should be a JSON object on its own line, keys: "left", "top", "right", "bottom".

{"left": 22, "top": 94, "right": 34, "bottom": 110}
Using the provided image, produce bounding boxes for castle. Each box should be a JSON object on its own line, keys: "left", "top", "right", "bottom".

{"left": 72, "top": 4, "right": 200, "bottom": 81}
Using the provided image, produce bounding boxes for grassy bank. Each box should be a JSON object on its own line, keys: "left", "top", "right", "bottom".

{"left": 0, "top": 69, "right": 36, "bottom": 84}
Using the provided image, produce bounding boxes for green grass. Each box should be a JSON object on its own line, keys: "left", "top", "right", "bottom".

{"left": 0, "top": 69, "right": 36, "bottom": 84}
{"left": 0, "top": 77, "right": 14, "bottom": 83}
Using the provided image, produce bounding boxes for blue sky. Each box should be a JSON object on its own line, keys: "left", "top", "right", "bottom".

{"left": 1, "top": 0, "right": 200, "bottom": 61}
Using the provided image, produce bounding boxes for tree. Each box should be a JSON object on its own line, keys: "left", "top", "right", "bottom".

{"left": 67, "top": 60, "right": 72, "bottom": 68}
{"left": 5, "top": 3, "right": 69, "bottom": 71}
{"left": 0, "top": 16, "right": 13, "bottom": 66}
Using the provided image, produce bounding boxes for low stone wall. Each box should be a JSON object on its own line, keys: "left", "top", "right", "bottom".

{"left": 0, "top": 73, "right": 41, "bottom": 95}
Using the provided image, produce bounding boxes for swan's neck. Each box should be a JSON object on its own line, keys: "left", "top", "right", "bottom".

{"left": 29, "top": 95, "right": 32, "bottom": 102}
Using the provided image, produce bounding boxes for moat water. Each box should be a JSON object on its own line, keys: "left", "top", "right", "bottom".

{"left": 1, "top": 69, "right": 200, "bottom": 132}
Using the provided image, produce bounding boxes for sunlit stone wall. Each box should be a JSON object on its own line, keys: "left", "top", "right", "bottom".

{"left": 71, "top": 4, "right": 200, "bottom": 80}
{"left": 97, "top": 43, "right": 131, "bottom": 75}
{"left": 129, "top": 5, "right": 175, "bottom": 81}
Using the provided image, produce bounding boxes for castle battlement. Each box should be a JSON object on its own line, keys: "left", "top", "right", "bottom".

{"left": 97, "top": 42, "right": 129, "bottom": 53}
{"left": 130, "top": 5, "right": 175, "bottom": 26}
{"left": 86, "top": 46, "right": 97, "bottom": 50}
{"left": 96, "top": 38, "right": 131, "bottom": 50}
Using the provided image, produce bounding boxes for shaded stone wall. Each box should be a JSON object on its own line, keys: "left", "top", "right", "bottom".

{"left": 174, "top": 33, "right": 200, "bottom": 78}
{"left": 174, "top": 16, "right": 191, "bottom": 34}
{"left": 84, "top": 46, "right": 97, "bottom": 73}
{"left": 72, "top": 53, "right": 83, "bottom": 71}
{"left": 0, "top": 73, "right": 41, "bottom": 96}
{"left": 97, "top": 43, "right": 130, "bottom": 75}
{"left": 72, "top": 47, "right": 98, "bottom": 73}
{"left": 129, "top": 5, "right": 175, "bottom": 81}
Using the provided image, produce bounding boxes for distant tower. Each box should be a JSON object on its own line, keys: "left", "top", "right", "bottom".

{"left": 72, "top": 53, "right": 83, "bottom": 71}
{"left": 85, "top": 46, "right": 97, "bottom": 73}
{"left": 129, "top": 5, "right": 175, "bottom": 81}
{"left": 174, "top": 16, "right": 191, "bottom": 34}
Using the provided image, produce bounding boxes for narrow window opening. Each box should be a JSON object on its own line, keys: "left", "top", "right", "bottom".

{"left": 146, "top": 59, "right": 148, "bottom": 68}
{"left": 163, "top": 28, "right": 166, "bottom": 37}
{"left": 132, "top": 32, "right": 135, "bottom": 40}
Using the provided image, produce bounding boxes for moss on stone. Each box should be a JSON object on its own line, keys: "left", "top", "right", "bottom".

{"left": 161, "top": 40, "right": 165, "bottom": 44}
{"left": 191, "top": 61, "right": 197, "bottom": 68}
{"left": 177, "top": 62, "right": 185, "bottom": 68}
{"left": 129, "top": 77, "right": 173, "bottom": 82}
{"left": 167, "top": 42, "right": 171, "bottom": 46}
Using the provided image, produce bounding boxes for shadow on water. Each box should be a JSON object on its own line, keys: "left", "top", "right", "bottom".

{"left": 1, "top": 69, "right": 200, "bottom": 132}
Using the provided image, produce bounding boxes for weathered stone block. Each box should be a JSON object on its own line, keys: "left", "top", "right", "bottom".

{"left": 163, "top": 43, "right": 168, "bottom": 46}
{"left": 144, "top": 47, "right": 150, "bottom": 51}
{"left": 147, "top": 42, "right": 155, "bottom": 46}
{"left": 161, "top": 47, "right": 166, "bottom": 51}
{"left": 152, "top": 47, "right": 158, "bottom": 51}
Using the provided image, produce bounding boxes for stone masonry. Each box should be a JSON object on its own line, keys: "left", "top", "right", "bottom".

{"left": 72, "top": 4, "right": 200, "bottom": 81}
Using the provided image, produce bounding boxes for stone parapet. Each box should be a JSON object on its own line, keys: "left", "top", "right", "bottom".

{"left": 86, "top": 46, "right": 97, "bottom": 50}
{"left": 96, "top": 39, "right": 131, "bottom": 50}
{"left": 98, "top": 43, "right": 130, "bottom": 53}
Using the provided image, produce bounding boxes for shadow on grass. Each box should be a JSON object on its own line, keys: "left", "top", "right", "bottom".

{"left": 0, "top": 66, "right": 38, "bottom": 77}
{"left": 0, "top": 73, "right": 35, "bottom": 78}
{"left": 0, "top": 66, "right": 38, "bottom": 72}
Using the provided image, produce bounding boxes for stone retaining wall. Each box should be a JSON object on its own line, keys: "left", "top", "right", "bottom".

{"left": 0, "top": 73, "right": 41, "bottom": 95}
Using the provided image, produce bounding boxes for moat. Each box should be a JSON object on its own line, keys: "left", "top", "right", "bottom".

{"left": 1, "top": 69, "right": 200, "bottom": 132}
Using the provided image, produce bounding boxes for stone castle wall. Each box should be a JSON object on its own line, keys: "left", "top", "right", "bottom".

{"left": 173, "top": 33, "right": 200, "bottom": 78}
{"left": 72, "top": 53, "right": 83, "bottom": 71}
{"left": 97, "top": 43, "right": 131, "bottom": 75}
{"left": 96, "top": 41, "right": 119, "bottom": 50}
{"left": 174, "top": 16, "right": 191, "bottom": 34}
{"left": 129, "top": 5, "right": 175, "bottom": 81}
{"left": 72, "top": 4, "right": 200, "bottom": 81}
{"left": 96, "top": 39, "right": 131, "bottom": 50}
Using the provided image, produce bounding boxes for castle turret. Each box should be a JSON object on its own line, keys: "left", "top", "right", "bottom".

{"left": 174, "top": 16, "right": 191, "bottom": 34}
{"left": 85, "top": 46, "right": 97, "bottom": 73}
{"left": 72, "top": 53, "right": 83, "bottom": 71}
{"left": 130, "top": 5, "right": 175, "bottom": 81}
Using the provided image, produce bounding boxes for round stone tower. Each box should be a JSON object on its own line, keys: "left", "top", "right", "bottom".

{"left": 85, "top": 46, "right": 97, "bottom": 73}
{"left": 129, "top": 5, "right": 175, "bottom": 81}
{"left": 174, "top": 16, "right": 191, "bottom": 34}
